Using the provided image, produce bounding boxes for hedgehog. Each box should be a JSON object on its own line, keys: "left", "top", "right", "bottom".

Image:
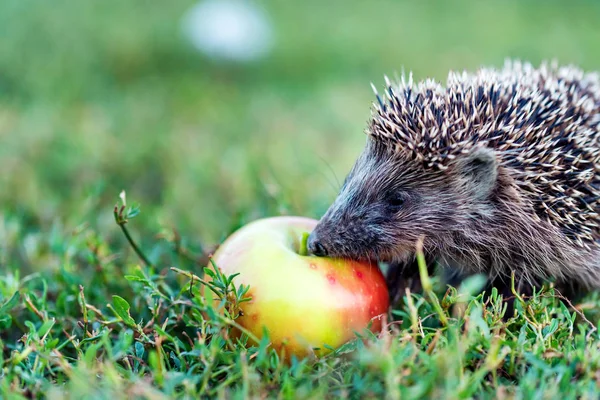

{"left": 306, "top": 60, "right": 600, "bottom": 307}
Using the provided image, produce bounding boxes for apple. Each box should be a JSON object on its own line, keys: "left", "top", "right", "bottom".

{"left": 206, "top": 216, "right": 389, "bottom": 360}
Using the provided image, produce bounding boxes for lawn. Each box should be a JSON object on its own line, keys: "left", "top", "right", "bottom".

{"left": 2, "top": 0, "right": 600, "bottom": 398}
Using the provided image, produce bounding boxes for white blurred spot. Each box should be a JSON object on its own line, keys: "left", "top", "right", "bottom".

{"left": 182, "top": 0, "right": 274, "bottom": 63}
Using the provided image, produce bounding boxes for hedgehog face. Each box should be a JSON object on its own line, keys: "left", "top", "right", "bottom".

{"left": 308, "top": 139, "right": 500, "bottom": 263}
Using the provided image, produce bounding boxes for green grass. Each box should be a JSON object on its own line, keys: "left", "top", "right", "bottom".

{"left": 2, "top": 206, "right": 600, "bottom": 399}
{"left": 2, "top": 0, "right": 600, "bottom": 398}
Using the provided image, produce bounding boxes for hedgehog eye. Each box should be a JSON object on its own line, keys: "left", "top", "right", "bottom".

{"left": 389, "top": 193, "right": 408, "bottom": 209}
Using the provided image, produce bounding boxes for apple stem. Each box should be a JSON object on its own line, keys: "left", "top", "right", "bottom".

{"left": 299, "top": 232, "right": 310, "bottom": 256}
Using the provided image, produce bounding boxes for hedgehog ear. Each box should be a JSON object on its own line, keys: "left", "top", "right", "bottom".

{"left": 457, "top": 147, "right": 498, "bottom": 199}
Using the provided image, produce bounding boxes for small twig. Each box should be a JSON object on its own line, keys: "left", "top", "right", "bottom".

{"left": 113, "top": 192, "right": 153, "bottom": 268}
{"left": 552, "top": 290, "right": 598, "bottom": 341}
{"left": 169, "top": 267, "right": 223, "bottom": 298}
{"left": 85, "top": 303, "right": 105, "bottom": 318}
{"left": 189, "top": 273, "right": 194, "bottom": 297}
{"left": 24, "top": 296, "right": 46, "bottom": 321}
{"left": 78, "top": 285, "right": 89, "bottom": 336}
{"left": 115, "top": 213, "right": 152, "bottom": 267}
{"left": 182, "top": 331, "right": 195, "bottom": 347}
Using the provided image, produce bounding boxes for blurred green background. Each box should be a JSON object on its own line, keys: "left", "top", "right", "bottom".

{"left": 1, "top": 0, "right": 599, "bottom": 253}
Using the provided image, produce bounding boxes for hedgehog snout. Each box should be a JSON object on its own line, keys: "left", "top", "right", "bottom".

{"left": 307, "top": 232, "right": 328, "bottom": 257}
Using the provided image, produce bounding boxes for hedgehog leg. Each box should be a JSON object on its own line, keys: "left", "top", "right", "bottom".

{"left": 385, "top": 255, "right": 436, "bottom": 307}
{"left": 384, "top": 260, "right": 414, "bottom": 307}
